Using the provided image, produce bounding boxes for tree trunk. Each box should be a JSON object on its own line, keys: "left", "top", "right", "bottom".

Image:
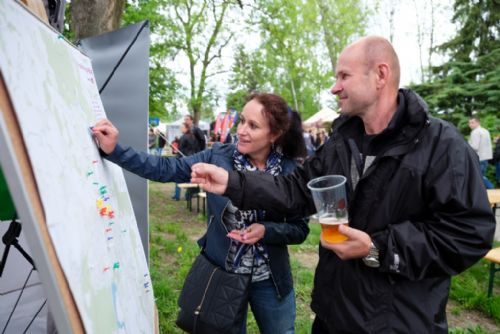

{"left": 71, "top": 0, "right": 125, "bottom": 40}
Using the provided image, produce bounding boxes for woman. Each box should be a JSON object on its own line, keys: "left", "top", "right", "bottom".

{"left": 93, "top": 93, "right": 309, "bottom": 334}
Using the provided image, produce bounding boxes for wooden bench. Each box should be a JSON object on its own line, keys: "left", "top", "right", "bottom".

{"left": 177, "top": 183, "right": 199, "bottom": 211}
{"left": 484, "top": 247, "right": 500, "bottom": 297}
{"left": 191, "top": 191, "right": 207, "bottom": 216}
{"left": 487, "top": 189, "right": 500, "bottom": 215}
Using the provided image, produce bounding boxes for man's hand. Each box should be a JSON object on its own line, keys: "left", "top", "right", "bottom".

{"left": 320, "top": 224, "right": 371, "bottom": 260}
{"left": 227, "top": 223, "right": 265, "bottom": 245}
{"left": 92, "top": 119, "right": 119, "bottom": 154}
{"left": 191, "top": 163, "right": 229, "bottom": 194}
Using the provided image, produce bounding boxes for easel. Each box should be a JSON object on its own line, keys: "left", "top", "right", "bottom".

{"left": 0, "top": 66, "right": 84, "bottom": 334}
{"left": 0, "top": 1, "right": 84, "bottom": 332}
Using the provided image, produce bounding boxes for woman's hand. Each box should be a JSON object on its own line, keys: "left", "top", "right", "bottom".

{"left": 92, "top": 119, "right": 119, "bottom": 154}
{"left": 227, "top": 223, "right": 265, "bottom": 245}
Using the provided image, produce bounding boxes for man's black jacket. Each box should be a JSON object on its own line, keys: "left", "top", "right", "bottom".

{"left": 224, "top": 89, "right": 495, "bottom": 333}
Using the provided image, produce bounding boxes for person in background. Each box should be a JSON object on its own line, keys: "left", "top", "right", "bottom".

{"left": 494, "top": 130, "right": 500, "bottom": 187}
{"left": 316, "top": 130, "right": 328, "bottom": 148}
{"left": 190, "top": 36, "right": 495, "bottom": 333}
{"left": 303, "top": 129, "right": 316, "bottom": 157}
{"left": 468, "top": 116, "right": 494, "bottom": 189}
{"left": 93, "top": 93, "right": 309, "bottom": 334}
{"left": 171, "top": 136, "right": 180, "bottom": 155}
{"left": 184, "top": 114, "right": 206, "bottom": 152}
{"left": 156, "top": 131, "right": 166, "bottom": 156}
{"left": 148, "top": 128, "right": 156, "bottom": 155}
{"left": 283, "top": 110, "right": 307, "bottom": 164}
{"left": 171, "top": 123, "right": 198, "bottom": 200}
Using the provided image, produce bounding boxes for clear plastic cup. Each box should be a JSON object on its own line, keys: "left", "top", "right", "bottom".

{"left": 307, "top": 175, "right": 348, "bottom": 243}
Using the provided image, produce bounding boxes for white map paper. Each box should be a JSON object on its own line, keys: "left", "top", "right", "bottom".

{"left": 0, "top": 1, "right": 155, "bottom": 333}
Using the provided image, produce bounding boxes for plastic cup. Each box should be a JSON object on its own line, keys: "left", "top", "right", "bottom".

{"left": 307, "top": 175, "right": 348, "bottom": 243}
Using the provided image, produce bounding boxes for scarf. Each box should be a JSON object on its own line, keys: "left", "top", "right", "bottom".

{"left": 225, "top": 148, "right": 283, "bottom": 278}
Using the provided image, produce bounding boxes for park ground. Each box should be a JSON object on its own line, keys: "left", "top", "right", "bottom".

{"left": 148, "top": 181, "right": 500, "bottom": 334}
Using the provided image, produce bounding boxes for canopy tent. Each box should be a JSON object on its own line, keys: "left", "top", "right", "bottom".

{"left": 304, "top": 107, "right": 339, "bottom": 126}
{"left": 164, "top": 117, "right": 210, "bottom": 144}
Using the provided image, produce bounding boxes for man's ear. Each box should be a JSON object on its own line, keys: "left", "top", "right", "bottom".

{"left": 376, "top": 63, "right": 390, "bottom": 89}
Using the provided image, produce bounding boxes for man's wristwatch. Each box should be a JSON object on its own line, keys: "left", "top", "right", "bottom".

{"left": 362, "top": 241, "right": 380, "bottom": 268}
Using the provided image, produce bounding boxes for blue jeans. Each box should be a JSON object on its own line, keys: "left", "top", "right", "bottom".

{"left": 479, "top": 160, "right": 494, "bottom": 189}
{"left": 496, "top": 161, "right": 500, "bottom": 186}
{"left": 239, "top": 278, "right": 295, "bottom": 334}
{"left": 172, "top": 183, "right": 181, "bottom": 200}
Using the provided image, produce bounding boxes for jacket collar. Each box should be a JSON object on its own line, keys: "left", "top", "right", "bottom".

{"left": 333, "top": 89, "right": 430, "bottom": 157}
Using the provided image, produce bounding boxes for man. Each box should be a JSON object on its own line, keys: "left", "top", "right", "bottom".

{"left": 468, "top": 117, "right": 494, "bottom": 188}
{"left": 184, "top": 114, "right": 206, "bottom": 152}
{"left": 191, "top": 36, "right": 495, "bottom": 333}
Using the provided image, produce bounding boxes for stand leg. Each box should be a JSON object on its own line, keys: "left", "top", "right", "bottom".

{"left": 488, "top": 263, "right": 495, "bottom": 298}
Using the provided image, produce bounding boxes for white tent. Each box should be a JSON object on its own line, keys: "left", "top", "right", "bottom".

{"left": 164, "top": 117, "right": 210, "bottom": 144}
{"left": 304, "top": 107, "right": 339, "bottom": 125}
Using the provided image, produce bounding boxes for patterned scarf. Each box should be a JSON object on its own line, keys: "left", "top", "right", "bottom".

{"left": 226, "top": 148, "right": 283, "bottom": 277}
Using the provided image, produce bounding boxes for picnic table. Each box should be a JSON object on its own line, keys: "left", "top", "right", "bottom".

{"left": 177, "top": 183, "right": 199, "bottom": 211}
{"left": 484, "top": 247, "right": 500, "bottom": 297}
{"left": 488, "top": 189, "right": 500, "bottom": 214}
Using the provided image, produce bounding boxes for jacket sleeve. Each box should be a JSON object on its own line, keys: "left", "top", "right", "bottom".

{"left": 225, "top": 148, "right": 330, "bottom": 216}
{"left": 261, "top": 216, "right": 310, "bottom": 246}
{"left": 468, "top": 129, "right": 480, "bottom": 152}
{"left": 371, "top": 131, "right": 495, "bottom": 279}
{"left": 102, "top": 143, "right": 210, "bottom": 183}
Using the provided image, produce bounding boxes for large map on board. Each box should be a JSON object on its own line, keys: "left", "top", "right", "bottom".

{"left": 0, "top": 1, "right": 154, "bottom": 333}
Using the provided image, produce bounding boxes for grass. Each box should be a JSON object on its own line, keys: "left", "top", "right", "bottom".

{"left": 148, "top": 181, "right": 500, "bottom": 333}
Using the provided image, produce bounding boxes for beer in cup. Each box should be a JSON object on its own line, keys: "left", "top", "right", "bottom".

{"left": 307, "top": 175, "right": 348, "bottom": 243}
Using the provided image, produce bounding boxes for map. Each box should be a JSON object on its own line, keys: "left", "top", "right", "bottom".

{"left": 0, "top": 1, "right": 155, "bottom": 333}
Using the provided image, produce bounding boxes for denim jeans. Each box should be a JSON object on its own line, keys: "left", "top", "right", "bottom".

{"left": 496, "top": 161, "right": 500, "bottom": 186}
{"left": 239, "top": 278, "right": 296, "bottom": 334}
{"left": 172, "top": 183, "right": 181, "bottom": 200}
{"left": 479, "top": 160, "right": 494, "bottom": 189}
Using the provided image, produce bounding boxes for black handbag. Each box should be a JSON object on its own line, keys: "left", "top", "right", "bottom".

{"left": 176, "top": 252, "right": 251, "bottom": 334}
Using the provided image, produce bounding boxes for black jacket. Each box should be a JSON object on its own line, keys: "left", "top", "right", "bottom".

{"left": 494, "top": 137, "right": 500, "bottom": 163}
{"left": 224, "top": 89, "right": 495, "bottom": 333}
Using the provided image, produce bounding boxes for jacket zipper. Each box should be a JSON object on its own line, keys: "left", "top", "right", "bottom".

{"left": 195, "top": 266, "right": 219, "bottom": 315}
{"left": 264, "top": 255, "right": 282, "bottom": 299}
{"left": 220, "top": 200, "right": 230, "bottom": 234}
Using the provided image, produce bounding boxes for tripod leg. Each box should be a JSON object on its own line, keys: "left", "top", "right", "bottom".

{"left": 13, "top": 241, "right": 35, "bottom": 269}
{"left": 0, "top": 243, "right": 11, "bottom": 276}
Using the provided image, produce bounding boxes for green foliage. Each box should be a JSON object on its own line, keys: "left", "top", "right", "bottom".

{"left": 225, "top": 89, "right": 249, "bottom": 112}
{"left": 411, "top": 0, "right": 500, "bottom": 132}
{"left": 227, "top": 0, "right": 366, "bottom": 119}
{"left": 449, "top": 241, "right": 500, "bottom": 323}
{"left": 62, "top": 3, "right": 75, "bottom": 41}
{"left": 122, "top": 0, "right": 182, "bottom": 121}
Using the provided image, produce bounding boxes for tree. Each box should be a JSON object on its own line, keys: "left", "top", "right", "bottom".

{"left": 228, "top": 0, "right": 366, "bottom": 118}
{"left": 411, "top": 0, "right": 500, "bottom": 130}
{"left": 164, "top": 0, "right": 242, "bottom": 124}
{"left": 123, "top": 0, "right": 182, "bottom": 120}
{"left": 315, "top": 0, "right": 366, "bottom": 75}
{"left": 70, "top": 0, "right": 126, "bottom": 40}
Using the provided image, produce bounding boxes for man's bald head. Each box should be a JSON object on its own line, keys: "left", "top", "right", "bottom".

{"left": 344, "top": 36, "right": 400, "bottom": 89}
